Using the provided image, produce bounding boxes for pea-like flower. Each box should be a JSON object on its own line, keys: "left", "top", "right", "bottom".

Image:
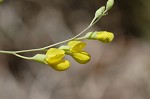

{"left": 71, "top": 51, "right": 90, "bottom": 64}
{"left": 67, "top": 41, "right": 91, "bottom": 64}
{"left": 86, "top": 31, "right": 114, "bottom": 43}
{"left": 45, "top": 48, "right": 70, "bottom": 71}
{"left": 68, "top": 41, "right": 86, "bottom": 52}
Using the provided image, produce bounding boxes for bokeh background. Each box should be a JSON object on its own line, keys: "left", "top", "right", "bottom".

{"left": 0, "top": 0, "right": 150, "bottom": 99}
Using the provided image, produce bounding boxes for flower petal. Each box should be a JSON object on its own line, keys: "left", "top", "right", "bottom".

{"left": 96, "top": 31, "right": 114, "bottom": 43}
{"left": 71, "top": 51, "right": 91, "bottom": 64}
{"left": 68, "top": 41, "right": 86, "bottom": 52}
{"left": 50, "top": 59, "right": 70, "bottom": 71}
{"left": 46, "top": 48, "right": 65, "bottom": 57}
{"left": 45, "top": 48, "right": 65, "bottom": 64}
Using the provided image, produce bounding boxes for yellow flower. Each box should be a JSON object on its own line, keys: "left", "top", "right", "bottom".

{"left": 50, "top": 60, "right": 70, "bottom": 71}
{"left": 86, "top": 31, "right": 114, "bottom": 43}
{"left": 68, "top": 41, "right": 86, "bottom": 53}
{"left": 68, "top": 41, "right": 91, "bottom": 64}
{"left": 71, "top": 51, "right": 90, "bottom": 64}
{"left": 96, "top": 31, "right": 114, "bottom": 43}
{"left": 45, "top": 48, "right": 70, "bottom": 71}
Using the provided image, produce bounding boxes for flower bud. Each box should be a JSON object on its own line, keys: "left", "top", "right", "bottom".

{"left": 94, "top": 6, "right": 105, "bottom": 19}
{"left": 106, "top": 0, "right": 114, "bottom": 11}
{"left": 87, "top": 31, "right": 114, "bottom": 43}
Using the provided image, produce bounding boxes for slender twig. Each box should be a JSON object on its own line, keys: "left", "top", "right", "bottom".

{"left": 14, "top": 53, "right": 32, "bottom": 60}
{"left": 0, "top": 23, "right": 93, "bottom": 54}
{"left": 0, "top": 10, "right": 107, "bottom": 60}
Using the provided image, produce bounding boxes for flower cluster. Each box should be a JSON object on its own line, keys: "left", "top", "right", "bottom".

{"left": 32, "top": 31, "right": 114, "bottom": 71}
{"left": 44, "top": 41, "right": 90, "bottom": 71}
{"left": 45, "top": 48, "right": 70, "bottom": 71}
{"left": 0, "top": 0, "right": 115, "bottom": 72}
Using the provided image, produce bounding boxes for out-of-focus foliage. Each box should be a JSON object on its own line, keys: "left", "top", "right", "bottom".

{"left": 0, "top": 0, "right": 3, "bottom": 3}
{"left": 117, "top": 0, "right": 150, "bottom": 41}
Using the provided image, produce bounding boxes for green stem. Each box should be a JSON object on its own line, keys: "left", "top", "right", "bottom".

{"left": 75, "top": 36, "right": 88, "bottom": 40}
{"left": 0, "top": 51, "right": 33, "bottom": 60}
{"left": 0, "top": 36, "right": 87, "bottom": 55}
{"left": 0, "top": 25, "right": 92, "bottom": 54}
{"left": 0, "top": 50, "right": 14, "bottom": 54}
{"left": 14, "top": 53, "right": 32, "bottom": 60}
{"left": 0, "top": 12, "right": 106, "bottom": 55}
{"left": 89, "top": 12, "right": 106, "bottom": 26}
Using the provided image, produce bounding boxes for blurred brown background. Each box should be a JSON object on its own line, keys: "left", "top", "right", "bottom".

{"left": 0, "top": 0, "right": 150, "bottom": 99}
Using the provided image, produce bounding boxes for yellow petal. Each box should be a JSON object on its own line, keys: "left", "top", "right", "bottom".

{"left": 71, "top": 51, "right": 91, "bottom": 64}
{"left": 50, "top": 60, "right": 70, "bottom": 71}
{"left": 96, "top": 31, "right": 114, "bottom": 43}
{"left": 46, "top": 48, "right": 65, "bottom": 57}
{"left": 68, "top": 41, "right": 86, "bottom": 52}
{"left": 45, "top": 48, "right": 65, "bottom": 64}
{"left": 88, "top": 31, "right": 114, "bottom": 43}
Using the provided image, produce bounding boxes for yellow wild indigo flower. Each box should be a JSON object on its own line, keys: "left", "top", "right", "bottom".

{"left": 68, "top": 41, "right": 86, "bottom": 53}
{"left": 95, "top": 31, "right": 114, "bottom": 43}
{"left": 71, "top": 51, "right": 90, "bottom": 64}
{"left": 86, "top": 31, "right": 114, "bottom": 43}
{"left": 67, "top": 41, "right": 91, "bottom": 64}
{"left": 45, "top": 48, "right": 70, "bottom": 71}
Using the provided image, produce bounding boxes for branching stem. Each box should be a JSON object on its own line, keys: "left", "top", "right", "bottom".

{"left": 0, "top": 11, "right": 107, "bottom": 60}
